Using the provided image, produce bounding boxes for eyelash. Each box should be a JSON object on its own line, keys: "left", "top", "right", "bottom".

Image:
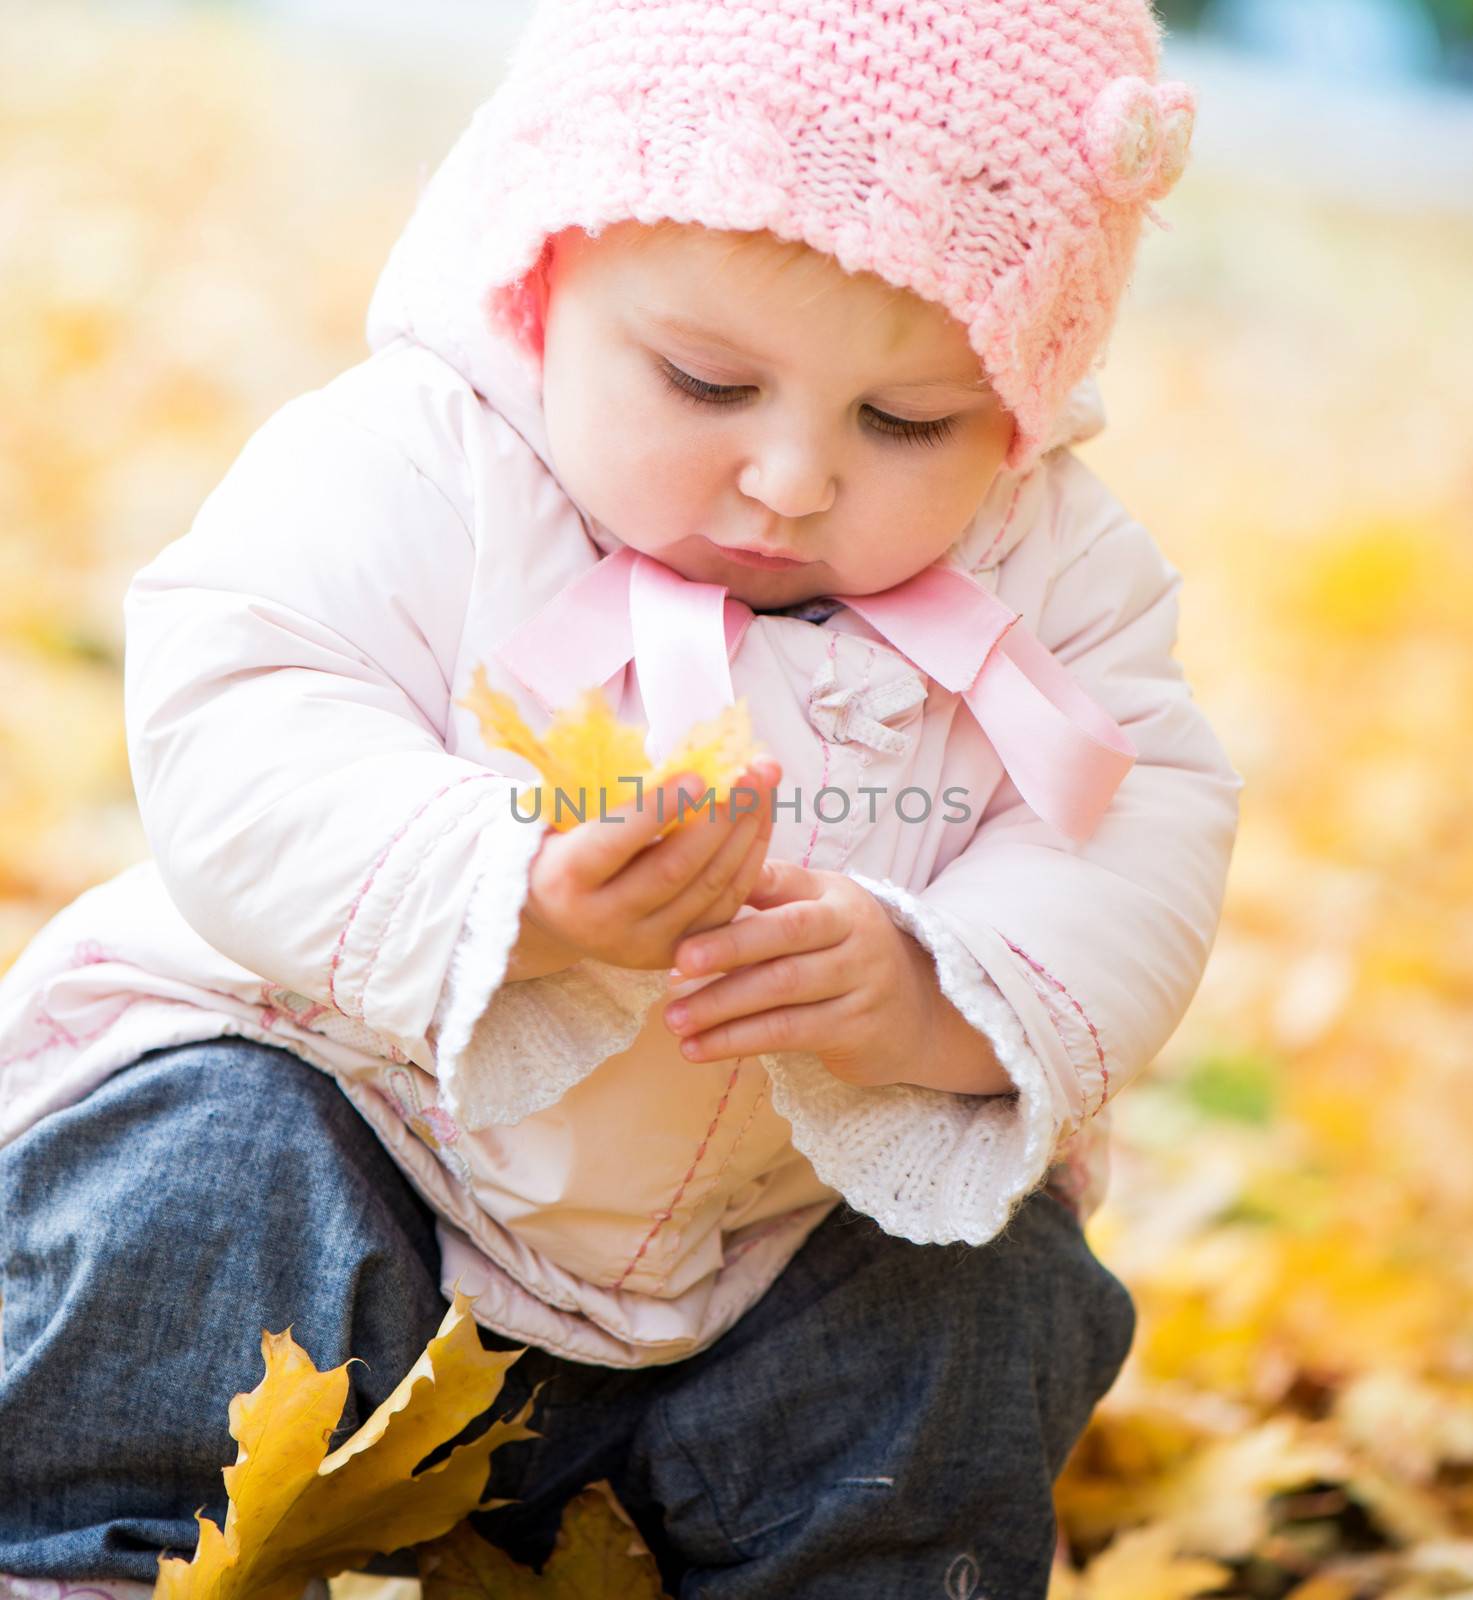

{"left": 656, "top": 361, "right": 959, "bottom": 448}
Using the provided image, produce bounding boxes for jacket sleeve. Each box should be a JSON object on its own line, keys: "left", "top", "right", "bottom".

{"left": 123, "top": 386, "right": 553, "bottom": 1106}
{"left": 760, "top": 466, "right": 1244, "bottom": 1247}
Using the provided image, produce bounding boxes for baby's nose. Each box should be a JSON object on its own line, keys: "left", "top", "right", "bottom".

{"left": 738, "top": 453, "right": 837, "bottom": 519}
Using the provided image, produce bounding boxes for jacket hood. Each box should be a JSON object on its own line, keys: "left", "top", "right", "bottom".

{"left": 365, "top": 98, "right": 1109, "bottom": 564}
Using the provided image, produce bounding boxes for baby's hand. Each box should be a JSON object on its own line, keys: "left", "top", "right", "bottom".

{"left": 509, "top": 759, "right": 782, "bottom": 976}
{"left": 660, "top": 861, "right": 938, "bottom": 1087}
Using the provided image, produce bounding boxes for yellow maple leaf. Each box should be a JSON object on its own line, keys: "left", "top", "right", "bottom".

{"left": 1277, "top": 1579, "right": 1363, "bottom": 1600}
{"left": 417, "top": 1481, "right": 671, "bottom": 1599}
{"left": 1148, "top": 1418, "right": 1350, "bottom": 1561}
{"left": 459, "top": 667, "right": 763, "bottom": 832}
{"left": 154, "top": 1290, "right": 538, "bottom": 1599}
{"left": 1076, "top": 1524, "right": 1231, "bottom": 1600}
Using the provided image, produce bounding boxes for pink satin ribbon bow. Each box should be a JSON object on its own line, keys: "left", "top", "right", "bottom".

{"left": 494, "top": 546, "right": 1137, "bottom": 844}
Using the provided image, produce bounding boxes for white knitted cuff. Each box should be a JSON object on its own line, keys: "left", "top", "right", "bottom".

{"left": 758, "top": 873, "right": 1062, "bottom": 1247}
{"left": 429, "top": 806, "right": 667, "bottom": 1129}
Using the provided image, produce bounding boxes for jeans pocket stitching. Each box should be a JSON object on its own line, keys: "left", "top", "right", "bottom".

{"left": 730, "top": 1504, "right": 807, "bottom": 1545}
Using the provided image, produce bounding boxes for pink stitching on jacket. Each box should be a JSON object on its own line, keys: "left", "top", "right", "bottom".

{"left": 327, "top": 772, "right": 496, "bottom": 1014}
{"left": 976, "top": 480, "right": 1025, "bottom": 567}
{"left": 803, "top": 739, "right": 828, "bottom": 866}
{"left": 614, "top": 620, "right": 844, "bottom": 1286}
{"left": 258, "top": 984, "right": 332, "bottom": 1034}
{"left": 0, "top": 997, "right": 141, "bottom": 1072}
{"left": 800, "top": 634, "right": 840, "bottom": 867}
{"left": 697, "top": 1076, "right": 769, "bottom": 1196}
{"left": 648, "top": 1076, "right": 771, "bottom": 1293}
{"left": 612, "top": 1061, "right": 743, "bottom": 1290}
{"left": 0, "top": 940, "right": 130, "bottom": 1070}
{"left": 382, "top": 1062, "right": 472, "bottom": 1187}
{"left": 833, "top": 647, "right": 877, "bottom": 869}
{"left": 1026, "top": 985, "right": 1075, "bottom": 1085}
{"left": 360, "top": 789, "right": 499, "bottom": 1005}
{"left": 1003, "top": 936, "right": 1110, "bottom": 1113}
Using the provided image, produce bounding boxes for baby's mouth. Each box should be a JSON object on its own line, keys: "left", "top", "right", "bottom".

{"left": 701, "top": 536, "right": 815, "bottom": 571}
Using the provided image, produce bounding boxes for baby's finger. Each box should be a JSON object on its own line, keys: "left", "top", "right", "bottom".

{"left": 563, "top": 772, "right": 706, "bottom": 891}
{"left": 618, "top": 759, "right": 780, "bottom": 925}
{"left": 730, "top": 757, "right": 781, "bottom": 848}
{"left": 665, "top": 762, "right": 781, "bottom": 935}
{"left": 663, "top": 947, "right": 845, "bottom": 1041}
{"left": 603, "top": 794, "right": 750, "bottom": 922}
{"left": 654, "top": 811, "right": 763, "bottom": 939}
{"left": 691, "top": 806, "right": 775, "bottom": 932}
{"left": 744, "top": 858, "right": 825, "bottom": 910}
{"left": 671, "top": 893, "right": 847, "bottom": 980}
{"left": 725, "top": 756, "right": 782, "bottom": 819}
{"left": 673, "top": 996, "right": 852, "bottom": 1063}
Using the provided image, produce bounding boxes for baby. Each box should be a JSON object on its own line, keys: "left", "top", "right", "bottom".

{"left": 0, "top": 1, "right": 1242, "bottom": 1595}
{"left": 509, "top": 219, "right": 1029, "bottom": 1099}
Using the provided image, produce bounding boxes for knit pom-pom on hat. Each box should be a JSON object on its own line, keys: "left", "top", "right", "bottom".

{"left": 368, "top": 0, "right": 1198, "bottom": 479}
{"left": 1083, "top": 74, "right": 1198, "bottom": 203}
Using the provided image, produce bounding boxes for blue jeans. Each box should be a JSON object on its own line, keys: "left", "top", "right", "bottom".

{"left": 0, "top": 1038, "right": 1135, "bottom": 1598}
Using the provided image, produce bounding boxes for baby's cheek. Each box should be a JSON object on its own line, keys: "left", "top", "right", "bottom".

{"left": 834, "top": 496, "right": 957, "bottom": 590}
{"left": 615, "top": 430, "right": 726, "bottom": 541}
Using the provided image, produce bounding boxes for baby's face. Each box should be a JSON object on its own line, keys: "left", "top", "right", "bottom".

{"left": 539, "top": 221, "right": 1015, "bottom": 608}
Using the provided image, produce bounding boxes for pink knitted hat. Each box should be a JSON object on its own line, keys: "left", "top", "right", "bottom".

{"left": 375, "top": 0, "right": 1196, "bottom": 477}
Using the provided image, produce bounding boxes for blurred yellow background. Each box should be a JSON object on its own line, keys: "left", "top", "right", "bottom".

{"left": 3, "top": 2, "right": 1473, "bottom": 1594}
